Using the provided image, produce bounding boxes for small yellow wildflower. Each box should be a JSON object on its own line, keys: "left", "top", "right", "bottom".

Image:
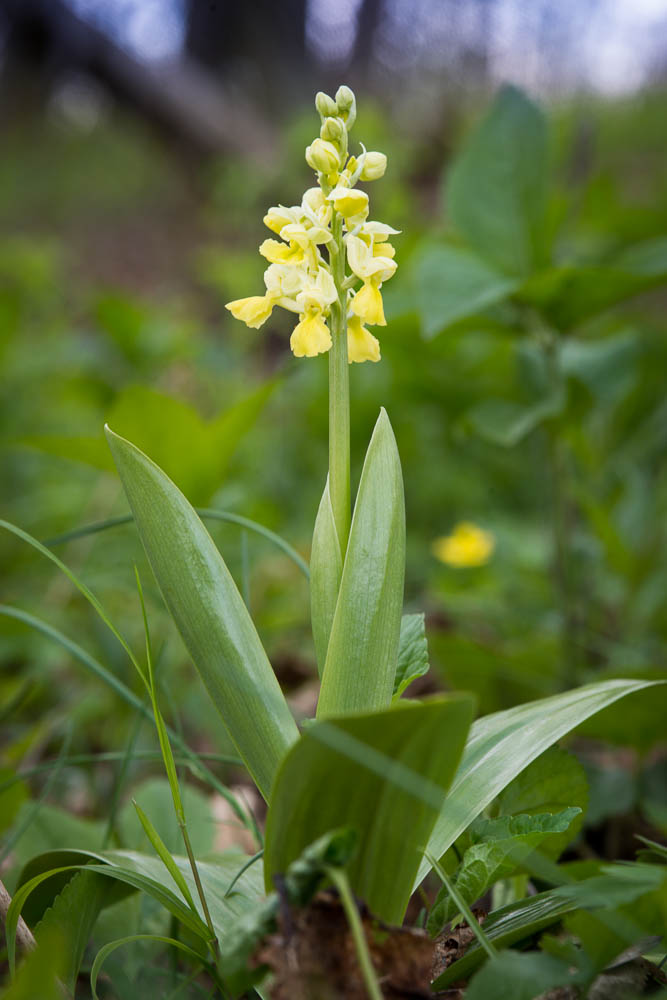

{"left": 432, "top": 522, "right": 495, "bottom": 568}
{"left": 360, "top": 151, "right": 387, "bottom": 181}
{"left": 347, "top": 315, "right": 380, "bottom": 363}
{"left": 328, "top": 186, "right": 369, "bottom": 221}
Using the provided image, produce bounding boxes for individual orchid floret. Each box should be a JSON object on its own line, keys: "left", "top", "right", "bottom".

{"left": 225, "top": 84, "right": 397, "bottom": 363}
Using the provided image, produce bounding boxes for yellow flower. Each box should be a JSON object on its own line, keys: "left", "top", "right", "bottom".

{"left": 350, "top": 282, "right": 386, "bottom": 326}
{"left": 346, "top": 235, "right": 397, "bottom": 283}
{"left": 432, "top": 522, "right": 495, "bottom": 568}
{"left": 290, "top": 311, "right": 332, "bottom": 357}
{"left": 259, "top": 239, "right": 305, "bottom": 266}
{"left": 305, "top": 138, "right": 341, "bottom": 174}
{"left": 263, "top": 206, "right": 294, "bottom": 235}
{"left": 360, "top": 151, "right": 387, "bottom": 181}
{"left": 347, "top": 315, "right": 380, "bottom": 363}
{"left": 225, "top": 295, "right": 274, "bottom": 329}
{"left": 328, "top": 186, "right": 369, "bottom": 221}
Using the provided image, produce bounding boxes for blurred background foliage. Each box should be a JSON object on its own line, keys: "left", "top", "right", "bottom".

{"left": 1, "top": 0, "right": 666, "bottom": 921}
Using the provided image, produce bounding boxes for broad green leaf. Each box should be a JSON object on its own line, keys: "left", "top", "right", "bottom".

{"left": 497, "top": 746, "right": 588, "bottom": 857}
{"left": 413, "top": 243, "right": 518, "bottom": 338}
{"left": 464, "top": 951, "right": 574, "bottom": 1000}
{"left": 427, "top": 808, "right": 580, "bottom": 935}
{"left": 416, "top": 679, "right": 660, "bottom": 889}
{"left": 264, "top": 695, "right": 474, "bottom": 923}
{"left": 105, "top": 427, "right": 299, "bottom": 800}
{"left": 317, "top": 409, "right": 406, "bottom": 718}
{"left": 519, "top": 250, "right": 667, "bottom": 329}
{"left": 33, "top": 868, "right": 110, "bottom": 992}
{"left": 393, "top": 613, "right": 430, "bottom": 699}
{"left": 446, "top": 85, "right": 548, "bottom": 276}
{"left": 310, "top": 476, "right": 342, "bottom": 676}
{"left": 22, "top": 381, "right": 275, "bottom": 503}
{"left": 6, "top": 802, "right": 105, "bottom": 891}
{"left": 464, "top": 391, "right": 564, "bottom": 448}
{"left": 1, "top": 925, "right": 66, "bottom": 1000}
{"left": 90, "top": 934, "right": 208, "bottom": 1000}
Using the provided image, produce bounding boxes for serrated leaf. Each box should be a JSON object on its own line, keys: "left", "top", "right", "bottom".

{"left": 393, "top": 613, "right": 430, "bottom": 699}
{"left": 416, "top": 679, "right": 660, "bottom": 889}
{"left": 427, "top": 808, "right": 581, "bottom": 935}
{"left": 34, "top": 868, "right": 110, "bottom": 992}
{"left": 497, "top": 745, "right": 588, "bottom": 857}
{"left": 446, "top": 85, "right": 548, "bottom": 276}
{"left": 264, "top": 695, "right": 474, "bottom": 923}
{"left": 105, "top": 427, "right": 299, "bottom": 800}
{"left": 310, "top": 476, "right": 342, "bottom": 676}
{"left": 317, "top": 408, "right": 406, "bottom": 718}
{"left": 412, "top": 243, "right": 518, "bottom": 338}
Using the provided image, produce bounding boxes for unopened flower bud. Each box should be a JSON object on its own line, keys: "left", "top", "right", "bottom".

{"left": 320, "top": 116, "right": 345, "bottom": 144}
{"left": 360, "top": 151, "right": 387, "bottom": 181}
{"left": 305, "top": 138, "right": 341, "bottom": 174}
{"left": 315, "top": 91, "right": 338, "bottom": 119}
{"left": 335, "top": 85, "right": 356, "bottom": 129}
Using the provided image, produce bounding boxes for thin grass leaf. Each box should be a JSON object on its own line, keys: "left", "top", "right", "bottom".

{"left": 132, "top": 802, "right": 198, "bottom": 916}
{"left": 0, "top": 728, "right": 73, "bottom": 868}
{"left": 43, "top": 509, "right": 310, "bottom": 579}
{"left": 0, "top": 605, "right": 257, "bottom": 840}
{"left": 224, "top": 850, "right": 264, "bottom": 899}
{"left": 90, "top": 935, "right": 210, "bottom": 1000}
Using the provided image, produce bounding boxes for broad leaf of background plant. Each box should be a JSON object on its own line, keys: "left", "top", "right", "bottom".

{"left": 22, "top": 381, "right": 275, "bottom": 504}
{"left": 497, "top": 746, "right": 588, "bottom": 857}
{"left": 393, "top": 613, "right": 430, "bottom": 699}
{"left": 464, "top": 951, "right": 575, "bottom": 1000}
{"left": 426, "top": 808, "right": 581, "bottom": 935}
{"left": 105, "top": 427, "right": 299, "bottom": 800}
{"left": 317, "top": 409, "right": 405, "bottom": 718}
{"left": 446, "top": 85, "right": 548, "bottom": 276}
{"left": 310, "top": 476, "right": 342, "bottom": 676}
{"left": 264, "top": 695, "right": 474, "bottom": 924}
{"left": 117, "top": 778, "right": 215, "bottom": 856}
{"left": 412, "top": 243, "right": 518, "bottom": 338}
{"left": 463, "top": 390, "right": 564, "bottom": 447}
{"left": 415, "top": 679, "right": 659, "bottom": 888}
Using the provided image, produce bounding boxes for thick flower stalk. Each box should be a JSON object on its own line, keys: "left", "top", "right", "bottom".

{"left": 226, "top": 85, "right": 399, "bottom": 549}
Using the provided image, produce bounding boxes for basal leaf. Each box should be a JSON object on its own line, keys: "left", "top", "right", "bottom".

{"left": 310, "top": 476, "right": 343, "bottom": 676}
{"left": 393, "top": 613, "right": 430, "bottom": 699}
{"left": 446, "top": 85, "right": 548, "bottom": 276}
{"left": 464, "top": 951, "right": 574, "bottom": 1000}
{"left": 416, "top": 679, "right": 660, "bottom": 889}
{"left": 264, "top": 695, "right": 474, "bottom": 923}
{"left": 317, "top": 409, "right": 405, "bottom": 718}
{"left": 105, "top": 427, "right": 299, "bottom": 800}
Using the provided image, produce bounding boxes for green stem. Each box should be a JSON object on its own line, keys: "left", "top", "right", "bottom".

{"left": 326, "top": 866, "right": 383, "bottom": 1000}
{"left": 425, "top": 851, "right": 497, "bottom": 961}
{"left": 180, "top": 820, "right": 218, "bottom": 956}
{"left": 329, "top": 209, "right": 351, "bottom": 552}
{"left": 543, "top": 331, "right": 580, "bottom": 687}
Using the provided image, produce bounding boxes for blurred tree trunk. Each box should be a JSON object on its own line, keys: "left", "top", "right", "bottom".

{"left": 184, "top": 0, "right": 314, "bottom": 108}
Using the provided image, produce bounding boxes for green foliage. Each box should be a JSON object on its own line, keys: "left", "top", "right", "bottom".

{"left": 105, "top": 426, "right": 300, "bottom": 800}
{"left": 393, "top": 613, "right": 430, "bottom": 698}
{"left": 317, "top": 409, "right": 406, "bottom": 718}
{"left": 446, "top": 85, "right": 548, "bottom": 276}
{"left": 427, "top": 808, "right": 580, "bottom": 935}
{"left": 264, "top": 696, "right": 474, "bottom": 923}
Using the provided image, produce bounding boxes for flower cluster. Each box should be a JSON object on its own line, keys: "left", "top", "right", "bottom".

{"left": 225, "top": 85, "right": 398, "bottom": 363}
